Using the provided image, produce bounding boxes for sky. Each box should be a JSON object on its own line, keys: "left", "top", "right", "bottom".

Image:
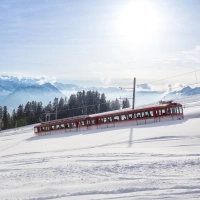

{"left": 1, "top": 0, "right": 200, "bottom": 88}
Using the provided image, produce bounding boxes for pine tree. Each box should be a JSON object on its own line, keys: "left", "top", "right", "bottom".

{"left": 122, "top": 98, "right": 130, "bottom": 109}
{"left": 0, "top": 106, "right": 3, "bottom": 119}
{"left": 36, "top": 102, "right": 43, "bottom": 122}
{"left": 0, "top": 106, "right": 3, "bottom": 130}
{"left": 7, "top": 113, "right": 12, "bottom": 129}
{"left": 100, "top": 93, "right": 107, "bottom": 112}
{"left": 110, "top": 98, "right": 121, "bottom": 110}
{"left": 76, "top": 92, "right": 84, "bottom": 116}
{"left": 17, "top": 104, "right": 25, "bottom": 119}
{"left": 68, "top": 94, "right": 77, "bottom": 117}
{"left": 12, "top": 109, "right": 17, "bottom": 128}
{"left": 2, "top": 106, "right": 8, "bottom": 130}
{"left": 93, "top": 91, "right": 100, "bottom": 114}
{"left": 57, "top": 98, "right": 65, "bottom": 119}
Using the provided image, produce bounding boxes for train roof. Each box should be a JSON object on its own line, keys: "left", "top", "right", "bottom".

{"left": 41, "top": 115, "right": 89, "bottom": 125}
{"left": 90, "top": 101, "right": 181, "bottom": 117}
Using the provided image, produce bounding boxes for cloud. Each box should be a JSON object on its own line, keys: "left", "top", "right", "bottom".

{"left": 136, "top": 83, "right": 153, "bottom": 91}
{"left": 92, "top": 70, "right": 112, "bottom": 87}
{"left": 0, "top": 72, "right": 57, "bottom": 85}
{"left": 100, "top": 76, "right": 111, "bottom": 87}
{"left": 37, "top": 76, "right": 57, "bottom": 85}
{"left": 181, "top": 46, "right": 200, "bottom": 64}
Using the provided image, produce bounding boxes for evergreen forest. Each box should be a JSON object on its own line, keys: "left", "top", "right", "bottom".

{"left": 0, "top": 90, "right": 130, "bottom": 130}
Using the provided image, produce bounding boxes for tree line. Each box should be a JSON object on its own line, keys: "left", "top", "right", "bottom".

{"left": 0, "top": 90, "right": 130, "bottom": 130}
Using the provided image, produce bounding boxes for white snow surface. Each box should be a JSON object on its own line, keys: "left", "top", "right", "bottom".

{"left": 0, "top": 105, "right": 200, "bottom": 199}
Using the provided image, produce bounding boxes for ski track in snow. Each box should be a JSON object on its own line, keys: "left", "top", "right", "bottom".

{"left": 0, "top": 106, "right": 200, "bottom": 199}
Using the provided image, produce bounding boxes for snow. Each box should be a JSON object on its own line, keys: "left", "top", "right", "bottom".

{"left": 0, "top": 103, "right": 200, "bottom": 199}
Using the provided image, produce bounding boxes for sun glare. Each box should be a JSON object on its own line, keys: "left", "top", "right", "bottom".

{"left": 117, "top": 1, "right": 160, "bottom": 43}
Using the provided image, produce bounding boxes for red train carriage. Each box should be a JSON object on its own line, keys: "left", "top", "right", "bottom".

{"left": 34, "top": 101, "right": 184, "bottom": 136}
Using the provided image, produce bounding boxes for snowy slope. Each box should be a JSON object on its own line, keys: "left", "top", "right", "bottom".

{"left": 0, "top": 104, "right": 200, "bottom": 199}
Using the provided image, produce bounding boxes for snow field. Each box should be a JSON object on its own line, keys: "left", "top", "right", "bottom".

{"left": 0, "top": 108, "right": 200, "bottom": 199}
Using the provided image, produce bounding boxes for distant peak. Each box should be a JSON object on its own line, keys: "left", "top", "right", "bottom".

{"left": 0, "top": 74, "right": 57, "bottom": 85}
{"left": 36, "top": 76, "right": 57, "bottom": 85}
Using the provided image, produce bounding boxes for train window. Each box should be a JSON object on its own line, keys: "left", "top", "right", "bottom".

{"left": 179, "top": 106, "right": 183, "bottom": 114}
{"left": 114, "top": 116, "right": 120, "bottom": 121}
{"left": 50, "top": 125, "right": 55, "bottom": 130}
{"left": 149, "top": 110, "right": 153, "bottom": 117}
{"left": 132, "top": 113, "right": 136, "bottom": 119}
{"left": 137, "top": 113, "right": 141, "bottom": 118}
{"left": 121, "top": 114, "right": 127, "bottom": 120}
{"left": 137, "top": 112, "right": 144, "bottom": 118}
{"left": 167, "top": 108, "right": 169, "bottom": 114}
{"left": 80, "top": 121, "right": 85, "bottom": 126}
{"left": 128, "top": 113, "right": 133, "bottom": 119}
{"left": 174, "top": 108, "right": 177, "bottom": 113}
{"left": 86, "top": 120, "right": 91, "bottom": 125}
{"left": 155, "top": 109, "right": 162, "bottom": 116}
{"left": 42, "top": 127, "right": 45, "bottom": 131}
{"left": 176, "top": 107, "right": 179, "bottom": 114}
{"left": 107, "top": 116, "right": 113, "bottom": 122}
{"left": 170, "top": 107, "right": 176, "bottom": 114}
{"left": 60, "top": 124, "right": 65, "bottom": 128}
{"left": 56, "top": 125, "right": 60, "bottom": 129}
{"left": 91, "top": 119, "right": 96, "bottom": 124}
{"left": 146, "top": 111, "right": 153, "bottom": 117}
{"left": 65, "top": 123, "right": 70, "bottom": 128}
{"left": 145, "top": 111, "right": 153, "bottom": 117}
{"left": 162, "top": 108, "right": 169, "bottom": 115}
{"left": 34, "top": 128, "right": 38, "bottom": 133}
{"left": 70, "top": 122, "right": 76, "bottom": 127}
{"left": 141, "top": 112, "right": 145, "bottom": 118}
{"left": 101, "top": 118, "right": 107, "bottom": 123}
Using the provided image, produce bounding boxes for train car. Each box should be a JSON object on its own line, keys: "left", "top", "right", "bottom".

{"left": 34, "top": 101, "right": 184, "bottom": 136}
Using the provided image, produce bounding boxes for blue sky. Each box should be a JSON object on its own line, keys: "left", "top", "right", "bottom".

{"left": 1, "top": 0, "right": 200, "bottom": 87}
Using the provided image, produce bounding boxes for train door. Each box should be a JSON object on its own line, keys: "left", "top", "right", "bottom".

{"left": 155, "top": 109, "right": 161, "bottom": 122}
{"left": 170, "top": 106, "right": 177, "bottom": 120}
{"left": 170, "top": 105, "right": 183, "bottom": 120}
{"left": 34, "top": 127, "right": 39, "bottom": 135}
{"left": 136, "top": 111, "right": 146, "bottom": 125}
{"left": 145, "top": 110, "right": 155, "bottom": 124}
{"left": 107, "top": 116, "right": 115, "bottom": 128}
{"left": 178, "top": 106, "right": 184, "bottom": 119}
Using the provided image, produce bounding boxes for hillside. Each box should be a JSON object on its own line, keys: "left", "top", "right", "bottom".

{"left": 0, "top": 102, "right": 200, "bottom": 199}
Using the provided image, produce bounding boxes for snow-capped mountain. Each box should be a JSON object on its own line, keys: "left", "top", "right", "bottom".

{"left": 0, "top": 76, "right": 122, "bottom": 111}
{"left": 0, "top": 76, "right": 63, "bottom": 111}
{"left": 176, "top": 86, "right": 200, "bottom": 96}
{"left": 1, "top": 83, "right": 65, "bottom": 111}
{"left": 164, "top": 85, "right": 200, "bottom": 96}
{"left": 1, "top": 75, "right": 200, "bottom": 112}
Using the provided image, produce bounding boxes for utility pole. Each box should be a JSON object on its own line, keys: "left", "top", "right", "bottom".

{"left": 132, "top": 77, "right": 136, "bottom": 109}
{"left": 119, "top": 77, "right": 136, "bottom": 109}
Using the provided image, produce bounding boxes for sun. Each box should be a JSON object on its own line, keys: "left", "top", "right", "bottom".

{"left": 117, "top": 1, "right": 160, "bottom": 43}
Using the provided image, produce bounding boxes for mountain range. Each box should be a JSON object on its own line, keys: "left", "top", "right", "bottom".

{"left": 0, "top": 75, "right": 124, "bottom": 111}
{"left": 0, "top": 75, "right": 200, "bottom": 112}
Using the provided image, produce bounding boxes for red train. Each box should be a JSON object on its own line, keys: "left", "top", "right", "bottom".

{"left": 34, "top": 101, "right": 184, "bottom": 136}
